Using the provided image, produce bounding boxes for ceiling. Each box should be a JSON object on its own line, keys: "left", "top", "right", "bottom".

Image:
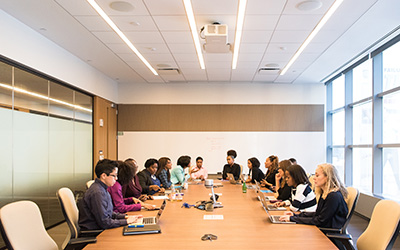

{"left": 0, "top": 0, "right": 392, "bottom": 85}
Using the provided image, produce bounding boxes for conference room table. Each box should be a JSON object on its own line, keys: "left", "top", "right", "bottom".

{"left": 84, "top": 181, "right": 337, "bottom": 250}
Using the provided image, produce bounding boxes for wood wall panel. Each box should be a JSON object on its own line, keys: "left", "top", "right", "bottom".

{"left": 118, "top": 104, "right": 324, "bottom": 132}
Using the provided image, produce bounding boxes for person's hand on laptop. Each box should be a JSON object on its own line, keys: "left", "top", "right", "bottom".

{"left": 150, "top": 185, "right": 161, "bottom": 191}
{"left": 274, "top": 201, "right": 286, "bottom": 207}
{"left": 127, "top": 215, "right": 143, "bottom": 224}
{"left": 279, "top": 215, "right": 291, "bottom": 222}
{"left": 283, "top": 211, "right": 294, "bottom": 216}
{"left": 142, "top": 203, "right": 156, "bottom": 210}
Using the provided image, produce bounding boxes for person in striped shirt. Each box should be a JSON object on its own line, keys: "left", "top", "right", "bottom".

{"left": 275, "top": 164, "right": 317, "bottom": 213}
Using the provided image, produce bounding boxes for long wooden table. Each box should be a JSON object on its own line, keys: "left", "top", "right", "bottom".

{"left": 84, "top": 181, "right": 337, "bottom": 249}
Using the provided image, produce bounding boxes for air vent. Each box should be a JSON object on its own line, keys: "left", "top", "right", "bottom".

{"left": 157, "top": 68, "right": 180, "bottom": 75}
{"left": 258, "top": 67, "right": 280, "bottom": 75}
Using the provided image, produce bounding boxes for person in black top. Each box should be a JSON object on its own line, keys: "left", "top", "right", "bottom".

{"left": 245, "top": 157, "right": 264, "bottom": 183}
{"left": 274, "top": 159, "right": 292, "bottom": 201}
{"left": 261, "top": 155, "right": 279, "bottom": 190}
{"left": 279, "top": 163, "right": 348, "bottom": 229}
{"left": 222, "top": 155, "right": 241, "bottom": 180}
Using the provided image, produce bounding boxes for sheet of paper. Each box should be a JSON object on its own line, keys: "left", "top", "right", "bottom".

{"left": 203, "top": 215, "right": 224, "bottom": 220}
{"left": 152, "top": 195, "right": 169, "bottom": 200}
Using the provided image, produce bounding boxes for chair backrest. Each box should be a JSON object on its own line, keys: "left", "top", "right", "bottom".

{"left": 86, "top": 180, "right": 95, "bottom": 189}
{"left": 357, "top": 199, "right": 400, "bottom": 250}
{"left": 57, "top": 187, "right": 80, "bottom": 240}
{"left": 0, "top": 200, "right": 58, "bottom": 250}
{"left": 342, "top": 187, "right": 360, "bottom": 233}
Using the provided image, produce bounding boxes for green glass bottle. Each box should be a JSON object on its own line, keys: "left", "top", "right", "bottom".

{"left": 242, "top": 181, "right": 247, "bottom": 193}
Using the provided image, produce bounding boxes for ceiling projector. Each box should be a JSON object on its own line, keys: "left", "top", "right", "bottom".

{"left": 203, "top": 23, "right": 231, "bottom": 53}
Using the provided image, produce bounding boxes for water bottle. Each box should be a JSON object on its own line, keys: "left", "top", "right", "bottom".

{"left": 242, "top": 181, "right": 247, "bottom": 193}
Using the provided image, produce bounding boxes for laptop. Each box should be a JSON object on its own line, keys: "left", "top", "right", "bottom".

{"left": 226, "top": 173, "right": 241, "bottom": 184}
{"left": 123, "top": 200, "right": 167, "bottom": 235}
{"left": 258, "top": 195, "right": 294, "bottom": 224}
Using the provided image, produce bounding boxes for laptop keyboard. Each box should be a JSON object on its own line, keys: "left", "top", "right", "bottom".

{"left": 143, "top": 217, "right": 155, "bottom": 224}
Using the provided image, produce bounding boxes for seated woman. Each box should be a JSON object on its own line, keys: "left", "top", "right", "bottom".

{"left": 261, "top": 155, "right": 279, "bottom": 189}
{"left": 245, "top": 157, "right": 264, "bottom": 183}
{"left": 190, "top": 156, "right": 208, "bottom": 181}
{"left": 108, "top": 161, "right": 155, "bottom": 213}
{"left": 279, "top": 163, "right": 348, "bottom": 229}
{"left": 170, "top": 155, "right": 191, "bottom": 185}
{"left": 124, "top": 159, "right": 151, "bottom": 201}
{"left": 274, "top": 159, "right": 292, "bottom": 201}
{"left": 137, "top": 158, "right": 165, "bottom": 195}
{"left": 156, "top": 157, "right": 173, "bottom": 189}
{"left": 275, "top": 164, "right": 317, "bottom": 212}
{"left": 222, "top": 155, "right": 241, "bottom": 180}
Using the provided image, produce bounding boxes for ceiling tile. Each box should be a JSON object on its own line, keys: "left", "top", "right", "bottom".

{"left": 110, "top": 16, "right": 158, "bottom": 31}
{"left": 162, "top": 31, "right": 193, "bottom": 43}
{"left": 243, "top": 15, "right": 280, "bottom": 30}
{"left": 253, "top": 74, "right": 279, "bottom": 82}
{"left": 173, "top": 54, "right": 199, "bottom": 62}
{"left": 240, "top": 30, "right": 273, "bottom": 43}
{"left": 93, "top": 31, "right": 123, "bottom": 43}
{"left": 55, "top": 0, "right": 98, "bottom": 16}
{"left": 204, "top": 53, "right": 233, "bottom": 62}
{"left": 205, "top": 61, "right": 231, "bottom": 69}
{"left": 246, "top": 0, "right": 286, "bottom": 15}
{"left": 106, "top": 43, "right": 132, "bottom": 54}
{"left": 270, "top": 30, "right": 309, "bottom": 43}
{"left": 283, "top": 0, "right": 336, "bottom": 15}
{"left": 276, "top": 14, "right": 323, "bottom": 31}
{"left": 168, "top": 43, "right": 196, "bottom": 54}
{"left": 152, "top": 16, "right": 190, "bottom": 31}
{"left": 98, "top": 0, "right": 150, "bottom": 16}
{"left": 192, "top": 0, "right": 238, "bottom": 15}
{"left": 239, "top": 43, "right": 267, "bottom": 54}
{"left": 265, "top": 43, "right": 301, "bottom": 53}
{"left": 177, "top": 61, "right": 204, "bottom": 69}
{"left": 124, "top": 31, "right": 165, "bottom": 43}
{"left": 237, "top": 53, "right": 264, "bottom": 62}
{"left": 183, "top": 74, "right": 208, "bottom": 81}
{"left": 136, "top": 43, "right": 171, "bottom": 54}
{"left": 235, "top": 61, "right": 261, "bottom": 69}
{"left": 144, "top": 0, "right": 186, "bottom": 15}
{"left": 75, "top": 16, "right": 112, "bottom": 31}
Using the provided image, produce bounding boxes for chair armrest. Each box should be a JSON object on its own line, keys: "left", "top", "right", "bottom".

{"left": 326, "top": 233, "right": 352, "bottom": 240}
{"left": 80, "top": 229, "right": 103, "bottom": 237}
{"left": 69, "top": 237, "right": 97, "bottom": 245}
{"left": 319, "top": 227, "right": 341, "bottom": 234}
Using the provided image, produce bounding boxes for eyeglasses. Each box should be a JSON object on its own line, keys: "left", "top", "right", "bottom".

{"left": 108, "top": 174, "right": 118, "bottom": 179}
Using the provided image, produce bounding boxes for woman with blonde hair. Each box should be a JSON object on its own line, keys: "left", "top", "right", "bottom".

{"left": 279, "top": 163, "right": 348, "bottom": 229}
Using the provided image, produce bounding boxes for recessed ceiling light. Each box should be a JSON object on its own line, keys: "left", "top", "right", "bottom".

{"left": 109, "top": 1, "right": 134, "bottom": 12}
{"left": 296, "top": 0, "right": 322, "bottom": 11}
{"left": 129, "top": 21, "right": 140, "bottom": 26}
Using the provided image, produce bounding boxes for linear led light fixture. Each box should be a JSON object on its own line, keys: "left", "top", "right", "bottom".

{"left": 232, "top": 0, "right": 247, "bottom": 69}
{"left": 183, "top": 0, "right": 205, "bottom": 69}
{"left": 280, "top": 0, "right": 344, "bottom": 75}
{"left": 0, "top": 83, "right": 92, "bottom": 113}
{"left": 86, "top": 0, "right": 158, "bottom": 75}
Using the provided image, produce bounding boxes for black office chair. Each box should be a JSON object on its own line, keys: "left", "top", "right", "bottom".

{"left": 326, "top": 199, "right": 400, "bottom": 250}
{"left": 57, "top": 187, "right": 102, "bottom": 249}
{"left": 0, "top": 200, "right": 95, "bottom": 250}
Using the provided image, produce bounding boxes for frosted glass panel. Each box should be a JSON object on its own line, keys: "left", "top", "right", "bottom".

{"left": 74, "top": 122, "right": 93, "bottom": 190}
{"left": 13, "top": 111, "right": 49, "bottom": 197}
{"left": 0, "top": 61, "right": 12, "bottom": 107}
{"left": 49, "top": 81, "right": 74, "bottom": 119}
{"left": 0, "top": 108, "right": 13, "bottom": 205}
{"left": 49, "top": 117, "right": 74, "bottom": 195}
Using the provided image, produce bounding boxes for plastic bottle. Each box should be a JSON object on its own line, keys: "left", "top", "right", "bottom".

{"left": 242, "top": 181, "right": 247, "bottom": 193}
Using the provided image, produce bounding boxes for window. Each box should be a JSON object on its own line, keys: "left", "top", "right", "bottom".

{"left": 353, "top": 60, "right": 372, "bottom": 102}
{"left": 326, "top": 35, "right": 400, "bottom": 200}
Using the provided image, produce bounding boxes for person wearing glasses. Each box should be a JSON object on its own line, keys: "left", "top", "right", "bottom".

{"left": 78, "top": 159, "right": 140, "bottom": 230}
{"left": 108, "top": 161, "right": 155, "bottom": 213}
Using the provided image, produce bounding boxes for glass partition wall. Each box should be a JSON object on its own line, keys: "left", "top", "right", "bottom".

{"left": 0, "top": 59, "right": 93, "bottom": 232}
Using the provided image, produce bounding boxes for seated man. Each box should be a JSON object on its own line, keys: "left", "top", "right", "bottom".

{"left": 190, "top": 156, "right": 208, "bottom": 180}
{"left": 78, "top": 159, "right": 138, "bottom": 230}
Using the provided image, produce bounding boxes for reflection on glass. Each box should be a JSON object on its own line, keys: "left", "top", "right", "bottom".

{"left": 382, "top": 148, "right": 400, "bottom": 200}
{"left": 332, "top": 75, "right": 345, "bottom": 110}
{"left": 14, "top": 68, "right": 49, "bottom": 114}
{"left": 332, "top": 111, "right": 345, "bottom": 145}
{"left": 75, "top": 91, "right": 93, "bottom": 123}
{"left": 353, "top": 59, "right": 372, "bottom": 102}
{"left": 353, "top": 148, "right": 372, "bottom": 193}
{"left": 49, "top": 81, "right": 74, "bottom": 119}
{"left": 0, "top": 108, "right": 13, "bottom": 203}
{"left": 74, "top": 122, "right": 93, "bottom": 191}
{"left": 383, "top": 41, "right": 400, "bottom": 91}
{"left": 353, "top": 102, "right": 372, "bottom": 145}
{"left": 332, "top": 148, "right": 345, "bottom": 182}
{"left": 383, "top": 91, "right": 400, "bottom": 144}
{"left": 0, "top": 61, "right": 12, "bottom": 108}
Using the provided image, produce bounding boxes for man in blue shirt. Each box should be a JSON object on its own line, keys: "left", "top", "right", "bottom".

{"left": 78, "top": 159, "right": 138, "bottom": 230}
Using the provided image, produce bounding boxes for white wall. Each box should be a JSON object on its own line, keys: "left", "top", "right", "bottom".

{"left": 118, "top": 82, "right": 326, "bottom": 175}
{"left": 0, "top": 10, "right": 118, "bottom": 102}
{"left": 118, "top": 82, "right": 325, "bottom": 104}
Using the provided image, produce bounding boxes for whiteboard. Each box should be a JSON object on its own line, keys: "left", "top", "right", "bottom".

{"left": 118, "top": 131, "right": 326, "bottom": 175}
